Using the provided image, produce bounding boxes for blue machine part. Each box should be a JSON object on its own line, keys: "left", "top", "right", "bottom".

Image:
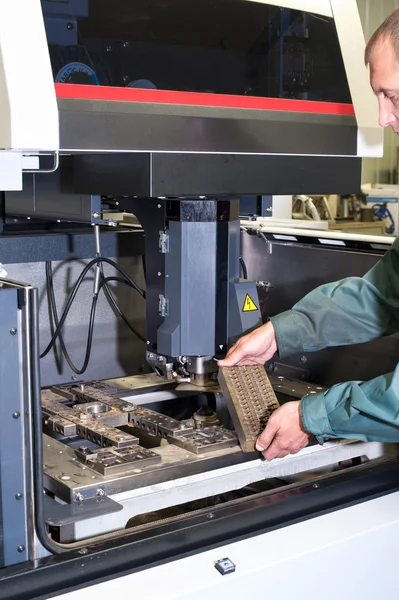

{"left": 50, "top": 45, "right": 111, "bottom": 86}
{"left": 55, "top": 61, "right": 100, "bottom": 85}
{"left": 371, "top": 202, "right": 395, "bottom": 235}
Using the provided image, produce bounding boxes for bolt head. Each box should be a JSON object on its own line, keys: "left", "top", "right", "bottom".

{"left": 96, "top": 489, "right": 105, "bottom": 497}
{"left": 17, "top": 545, "right": 25, "bottom": 553}
{"left": 13, "top": 412, "right": 20, "bottom": 420}
{"left": 157, "top": 204, "right": 162, "bottom": 208}
{"left": 10, "top": 327, "right": 17, "bottom": 335}
{"left": 15, "top": 493, "right": 23, "bottom": 500}
{"left": 66, "top": 22, "right": 74, "bottom": 30}
{"left": 75, "top": 493, "right": 84, "bottom": 503}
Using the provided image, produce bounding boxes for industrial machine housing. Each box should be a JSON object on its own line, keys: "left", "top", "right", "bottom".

{"left": 1, "top": 1, "right": 399, "bottom": 599}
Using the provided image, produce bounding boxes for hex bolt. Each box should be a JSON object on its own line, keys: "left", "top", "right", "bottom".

{"left": 15, "top": 493, "right": 23, "bottom": 500}
{"left": 92, "top": 212, "right": 100, "bottom": 219}
{"left": 75, "top": 493, "right": 84, "bottom": 503}
{"left": 13, "top": 412, "right": 20, "bottom": 420}
{"left": 17, "top": 545, "right": 25, "bottom": 553}
{"left": 96, "top": 489, "right": 105, "bottom": 498}
{"left": 9, "top": 327, "right": 17, "bottom": 335}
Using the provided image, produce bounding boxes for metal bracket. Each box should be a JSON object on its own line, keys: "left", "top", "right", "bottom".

{"left": 159, "top": 231, "right": 169, "bottom": 253}
{"left": 159, "top": 294, "right": 169, "bottom": 317}
{"left": 44, "top": 495, "right": 123, "bottom": 527}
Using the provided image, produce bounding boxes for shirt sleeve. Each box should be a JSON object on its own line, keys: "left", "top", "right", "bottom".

{"left": 300, "top": 366, "right": 399, "bottom": 443}
{"left": 270, "top": 236, "right": 399, "bottom": 358}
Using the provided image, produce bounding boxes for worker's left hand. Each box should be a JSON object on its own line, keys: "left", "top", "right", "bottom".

{"left": 256, "top": 401, "right": 313, "bottom": 460}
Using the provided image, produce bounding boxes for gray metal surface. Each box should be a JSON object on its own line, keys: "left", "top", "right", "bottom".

{"left": 241, "top": 234, "right": 399, "bottom": 385}
{"left": 228, "top": 280, "right": 262, "bottom": 343}
{"left": 158, "top": 220, "right": 217, "bottom": 357}
{"left": 3, "top": 252, "right": 146, "bottom": 387}
{"left": 58, "top": 98, "right": 357, "bottom": 156}
{"left": 0, "top": 285, "right": 31, "bottom": 566}
{"left": 44, "top": 495, "right": 122, "bottom": 527}
{"left": 43, "top": 435, "right": 246, "bottom": 502}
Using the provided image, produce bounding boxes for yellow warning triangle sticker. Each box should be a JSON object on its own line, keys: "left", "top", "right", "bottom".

{"left": 242, "top": 294, "right": 258, "bottom": 313}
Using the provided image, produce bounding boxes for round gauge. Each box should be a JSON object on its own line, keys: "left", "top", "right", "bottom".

{"left": 49, "top": 45, "right": 110, "bottom": 86}
{"left": 55, "top": 62, "right": 100, "bottom": 85}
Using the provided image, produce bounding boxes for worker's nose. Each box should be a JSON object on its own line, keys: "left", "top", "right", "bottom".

{"left": 378, "top": 98, "right": 396, "bottom": 128}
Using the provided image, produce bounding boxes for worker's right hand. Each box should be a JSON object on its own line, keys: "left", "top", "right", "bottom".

{"left": 218, "top": 321, "right": 278, "bottom": 367}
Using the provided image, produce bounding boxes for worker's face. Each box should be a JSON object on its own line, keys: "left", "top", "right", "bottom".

{"left": 370, "top": 37, "right": 399, "bottom": 133}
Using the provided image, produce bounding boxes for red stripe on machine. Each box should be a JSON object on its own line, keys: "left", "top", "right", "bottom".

{"left": 55, "top": 84, "right": 355, "bottom": 116}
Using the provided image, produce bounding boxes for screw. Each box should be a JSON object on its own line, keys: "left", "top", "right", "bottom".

{"left": 157, "top": 204, "right": 162, "bottom": 208}
{"left": 66, "top": 22, "right": 74, "bottom": 30}
{"left": 17, "top": 545, "right": 25, "bottom": 553}
{"left": 300, "top": 356, "right": 307, "bottom": 364}
{"left": 15, "top": 493, "right": 23, "bottom": 500}
{"left": 71, "top": 375, "right": 77, "bottom": 381}
{"left": 96, "top": 489, "right": 105, "bottom": 497}
{"left": 13, "top": 412, "right": 20, "bottom": 420}
{"left": 157, "top": 272, "right": 162, "bottom": 276}
{"left": 122, "top": 75, "right": 130, "bottom": 83}
{"left": 207, "top": 513, "right": 215, "bottom": 519}
{"left": 78, "top": 548, "right": 89, "bottom": 555}
{"left": 10, "top": 327, "right": 17, "bottom": 335}
{"left": 105, "top": 45, "right": 112, "bottom": 52}
{"left": 313, "top": 483, "right": 320, "bottom": 489}
{"left": 75, "top": 493, "right": 84, "bottom": 503}
{"left": 93, "top": 212, "right": 100, "bottom": 219}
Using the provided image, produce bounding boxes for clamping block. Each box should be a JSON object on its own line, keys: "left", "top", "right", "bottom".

{"left": 218, "top": 365, "right": 280, "bottom": 452}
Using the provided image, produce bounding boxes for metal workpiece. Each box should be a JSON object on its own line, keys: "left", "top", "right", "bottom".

{"left": 218, "top": 366, "right": 280, "bottom": 453}
{"left": 171, "top": 427, "right": 238, "bottom": 456}
{"left": 74, "top": 445, "right": 162, "bottom": 476}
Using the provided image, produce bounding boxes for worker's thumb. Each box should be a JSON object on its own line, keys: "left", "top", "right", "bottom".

{"left": 218, "top": 348, "right": 242, "bottom": 368}
{"left": 255, "top": 420, "right": 277, "bottom": 452}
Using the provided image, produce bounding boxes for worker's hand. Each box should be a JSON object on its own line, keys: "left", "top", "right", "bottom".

{"left": 256, "top": 401, "right": 312, "bottom": 460}
{"left": 218, "top": 321, "right": 278, "bottom": 367}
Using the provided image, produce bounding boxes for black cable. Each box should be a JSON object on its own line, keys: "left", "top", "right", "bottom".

{"left": 98, "top": 273, "right": 146, "bottom": 343}
{"left": 46, "top": 262, "right": 98, "bottom": 375}
{"left": 239, "top": 256, "right": 248, "bottom": 280}
{"left": 40, "top": 257, "right": 145, "bottom": 359}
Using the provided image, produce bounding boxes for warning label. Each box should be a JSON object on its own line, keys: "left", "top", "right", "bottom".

{"left": 242, "top": 294, "right": 258, "bottom": 313}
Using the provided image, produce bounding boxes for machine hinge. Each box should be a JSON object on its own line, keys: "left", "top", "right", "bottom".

{"left": 159, "top": 231, "right": 169, "bottom": 253}
{"left": 159, "top": 294, "right": 169, "bottom": 317}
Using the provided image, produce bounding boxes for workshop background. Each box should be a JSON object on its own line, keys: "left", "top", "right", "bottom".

{"left": 358, "top": 0, "right": 399, "bottom": 184}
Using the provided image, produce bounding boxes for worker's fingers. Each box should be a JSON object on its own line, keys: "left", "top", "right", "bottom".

{"left": 262, "top": 438, "right": 291, "bottom": 461}
{"left": 217, "top": 343, "right": 244, "bottom": 367}
{"left": 255, "top": 418, "right": 278, "bottom": 452}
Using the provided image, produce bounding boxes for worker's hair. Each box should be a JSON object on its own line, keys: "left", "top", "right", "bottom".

{"left": 365, "top": 7, "right": 399, "bottom": 65}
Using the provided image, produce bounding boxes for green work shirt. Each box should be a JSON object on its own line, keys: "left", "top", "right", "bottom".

{"left": 270, "top": 236, "right": 399, "bottom": 443}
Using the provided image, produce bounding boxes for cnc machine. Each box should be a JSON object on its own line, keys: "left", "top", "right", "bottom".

{"left": 1, "top": 2, "right": 399, "bottom": 599}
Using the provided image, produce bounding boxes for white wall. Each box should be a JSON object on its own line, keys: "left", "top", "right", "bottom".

{"left": 357, "top": 0, "right": 399, "bottom": 183}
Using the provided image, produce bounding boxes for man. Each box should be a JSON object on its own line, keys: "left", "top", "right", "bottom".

{"left": 219, "top": 8, "right": 399, "bottom": 461}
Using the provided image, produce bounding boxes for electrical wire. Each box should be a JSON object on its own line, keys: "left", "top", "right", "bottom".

{"left": 98, "top": 272, "right": 146, "bottom": 343}
{"left": 41, "top": 257, "right": 145, "bottom": 360}
{"left": 46, "top": 262, "right": 98, "bottom": 375}
{"left": 239, "top": 256, "right": 248, "bottom": 280}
